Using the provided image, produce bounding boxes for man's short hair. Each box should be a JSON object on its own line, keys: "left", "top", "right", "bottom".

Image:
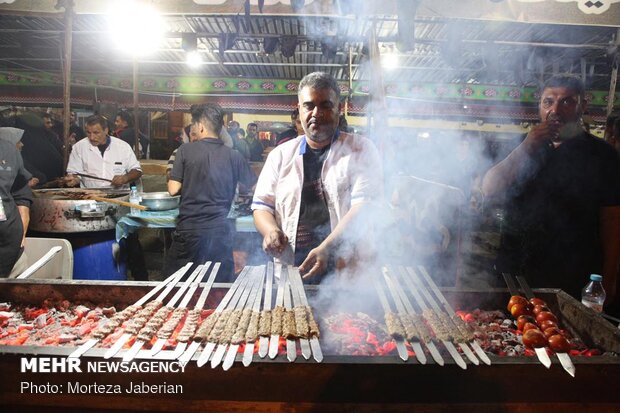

{"left": 42, "top": 113, "right": 52, "bottom": 121}
{"left": 85, "top": 114, "right": 109, "bottom": 131}
{"left": 542, "top": 75, "right": 585, "bottom": 99}
{"left": 191, "top": 103, "right": 224, "bottom": 135}
{"left": 298, "top": 71, "right": 341, "bottom": 101}
{"left": 116, "top": 110, "right": 134, "bottom": 127}
{"left": 247, "top": 122, "right": 258, "bottom": 129}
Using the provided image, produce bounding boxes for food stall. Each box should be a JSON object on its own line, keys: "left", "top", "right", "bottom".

{"left": 1, "top": 1, "right": 620, "bottom": 412}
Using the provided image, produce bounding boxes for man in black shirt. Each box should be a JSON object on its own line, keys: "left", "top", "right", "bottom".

{"left": 18, "top": 114, "right": 64, "bottom": 185}
{"left": 167, "top": 103, "right": 257, "bottom": 281}
{"left": 482, "top": 75, "right": 620, "bottom": 306}
{"left": 114, "top": 110, "right": 149, "bottom": 158}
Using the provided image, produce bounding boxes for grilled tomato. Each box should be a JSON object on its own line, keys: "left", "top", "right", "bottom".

{"left": 529, "top": 297, "right": 548, "bottom": 307}
{"left": 543, "top": 327, "right": 562, "bottom": 339}
{"left": 538, "top": 319, "right": 558, "bottom": 331}
{"left": 522, "top": 329, "right": 547, "bottom": 348}
{"left": 507, "top": 296, "right": 529, "bottom": 312}
{"left": 548, "top": 334, "right": 571, "bottom": 353}
{"left": 536, "top": 311, "right": 558, "bottom": 325}
{"left": 517, "top": 315, "right": 536, "bottom": 331}
{"left": 532, "top": 304, "right": 551, "bottom": 315}
{"left": 510, "top": 303, "right": 534, "bottom": 318}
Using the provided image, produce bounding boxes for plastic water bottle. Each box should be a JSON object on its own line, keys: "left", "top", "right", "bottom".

{"left": 581, "top": 274, "right": 606, "bottom": 313}
{"left": 129, "top": 185, "right": 141, "bottom": 216}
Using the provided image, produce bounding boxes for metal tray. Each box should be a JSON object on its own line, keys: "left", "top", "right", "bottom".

{"left": 139, "top": 192, "right": 180, "bottom": 211}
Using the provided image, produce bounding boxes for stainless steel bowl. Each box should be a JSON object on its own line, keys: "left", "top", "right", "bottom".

{"left": 139, "top": 192, "right": 180, "bottom": 211}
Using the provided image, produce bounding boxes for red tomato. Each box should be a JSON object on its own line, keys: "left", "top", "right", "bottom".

{"left": 522, "top": 329, "right": 547, "bottom": 348}
{"left": 522, "top": 323, "right": 540, "bottom": 332}
{"left": 510, "top": 303, "right": 534, "bottom": 318}
{"left": 548, "top": 334, "right": 571, "bottom": 353}
{"left": 507, "top": 296, "right": 529, "bottom": 312}
{"left": 529, "top": 297, "right": 548, "bottom": 307}
{"left": 532, "top": 304, "right": 550, "bottom": 315}
{"left": 543, "top": 327, "right": 562, "bottom": 339}
{"left": 538, "top": 319, "right": 558, "bottom": 331}
{"left": 536, "top": 311, "right": 558, "bottom": 325}
{"left": 516, "top": 315, "right": 536, "bottom": 331}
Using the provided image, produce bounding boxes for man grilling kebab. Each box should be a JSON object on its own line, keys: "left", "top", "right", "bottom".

{"left": 252, "top": 72, "right": 383, "bottom": 282}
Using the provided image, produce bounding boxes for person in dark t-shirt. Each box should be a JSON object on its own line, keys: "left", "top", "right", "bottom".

{"left": 167, "top": 103, "right": 257, "bottom": 281}
{"left": 482, "top": 74, "right": 620, "bottom": 307}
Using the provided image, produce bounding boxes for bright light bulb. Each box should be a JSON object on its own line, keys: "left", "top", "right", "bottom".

{"left": 108, "top": 1, "right": 165, "bottom": 56}
{"left": 381, "top": 52, "right": 399, "bottom": 70}
{"left": 186, "top": 51, "right": 203, "bottom": 68}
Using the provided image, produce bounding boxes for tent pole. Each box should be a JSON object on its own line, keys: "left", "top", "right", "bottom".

{"left": 62, "top": 0, "right": 74, "bottom": 170}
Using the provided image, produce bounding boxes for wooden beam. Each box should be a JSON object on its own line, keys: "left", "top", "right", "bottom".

{"left": 62, "top": 0, "right": 74, "bottom": 170}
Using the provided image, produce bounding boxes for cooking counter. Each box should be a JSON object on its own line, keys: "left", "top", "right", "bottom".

{"left": 1, "top": 278, "right": 619, "bottom": 412}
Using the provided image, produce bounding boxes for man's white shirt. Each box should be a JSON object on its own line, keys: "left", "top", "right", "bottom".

{"left": 66, "top": 136, "right": 141, "bottom": 188}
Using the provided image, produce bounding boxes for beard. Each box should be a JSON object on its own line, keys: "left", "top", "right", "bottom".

{"left": 304, "top": 122, "right": 336, "bottom": 144}
{"left": 557, "top": 121, "right": 584, "bottom": 141}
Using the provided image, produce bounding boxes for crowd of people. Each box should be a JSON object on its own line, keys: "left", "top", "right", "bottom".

{"left": 1, "top": 72, "right": 619, "bottom": 314}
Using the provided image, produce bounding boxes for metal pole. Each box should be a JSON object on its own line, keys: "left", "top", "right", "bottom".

{"left": 133, "top": 58, "right": 140, "bottom": 159}
{"left": 606, "top": 28, "right": 620, "bottom": 117}
{"left": 345, "top": 45, "right": 352, "bottom": 117}
{"left": 62, "top": 0, "right": 74, "bottom": 170}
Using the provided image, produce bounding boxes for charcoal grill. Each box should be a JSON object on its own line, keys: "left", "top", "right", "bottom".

{"left": 0, "top": 278, "right": 619, "bottom": 413}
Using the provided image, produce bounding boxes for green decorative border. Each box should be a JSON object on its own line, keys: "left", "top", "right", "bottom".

{"left": 1, "top": 71, "right": 618, "bottom": 106}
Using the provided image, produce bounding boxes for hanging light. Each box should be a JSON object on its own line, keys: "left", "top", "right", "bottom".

{"left": 381, "top": 45, "right": 399, "bottom": 70}
{"left": 186, "top": 51, "right": 203, "bottom": 68}
{"left": 107, "top": 1, "right": 165, "bottom": 56}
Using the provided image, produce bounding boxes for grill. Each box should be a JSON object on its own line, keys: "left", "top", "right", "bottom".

{"left": 1, "top": 266, "right": 620, "bottom": 412}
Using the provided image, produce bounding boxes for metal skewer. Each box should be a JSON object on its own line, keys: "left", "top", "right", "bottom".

{"left": 258, "top": 262, "right": 274, "bottom": 358}
{"left": 223, "top": 267, "right": 265, "bottom": 370}
{"left": 379, "top": 268, "right": 427, "bottom": 365}
{"left": 211, "top": 270, "right": 257, "bottom": 368}
{"left": 406, "top": 267, "right": 480, "bottom": 365}
{"left": 123, "top": 265, "right": 206, "bottom": 362}
{"left": 188, "top": 267, "right": 249, "bottom": 366}
{"left": 287, "top": 266, "right": 311, "bottom": 360}
{"left": 395, "top": 266, "right": 466, "bottom": 369}
{"left": 388, "top": 267, "right": 445, "bottom": 366}
{"left": 268, "top": 264, "right": 287, "bottom": 359}
{"left": 502, "top": 273, "right": 552, "bottom": 369}
{"left": 242, "top": 266, "right": 267, "bottom": 367}
{"left": 68, "top": 264, "right": 192, "bottom": 359}
{"left": 372, "top": 272, "right": 409, "bottom": 361}
{"left": 196, "top": 268, "right": 252, "bottom": 367}
{"left": 104, "top": 265, "right": 190, "bottom": 359}
{"left": 515, "top": 275, "right": 575, "bottom": 377}
{"left": 281, "top": 267, "right": 297, "bottom": 362}
{"left": 417, "top": 265, "right": 491, "bottom": 365}
{"left": 289, "top": 267, "right": 323, "bottom": 362}
{"left": 149, "top": 262, "right": 218, "bottom": 358}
